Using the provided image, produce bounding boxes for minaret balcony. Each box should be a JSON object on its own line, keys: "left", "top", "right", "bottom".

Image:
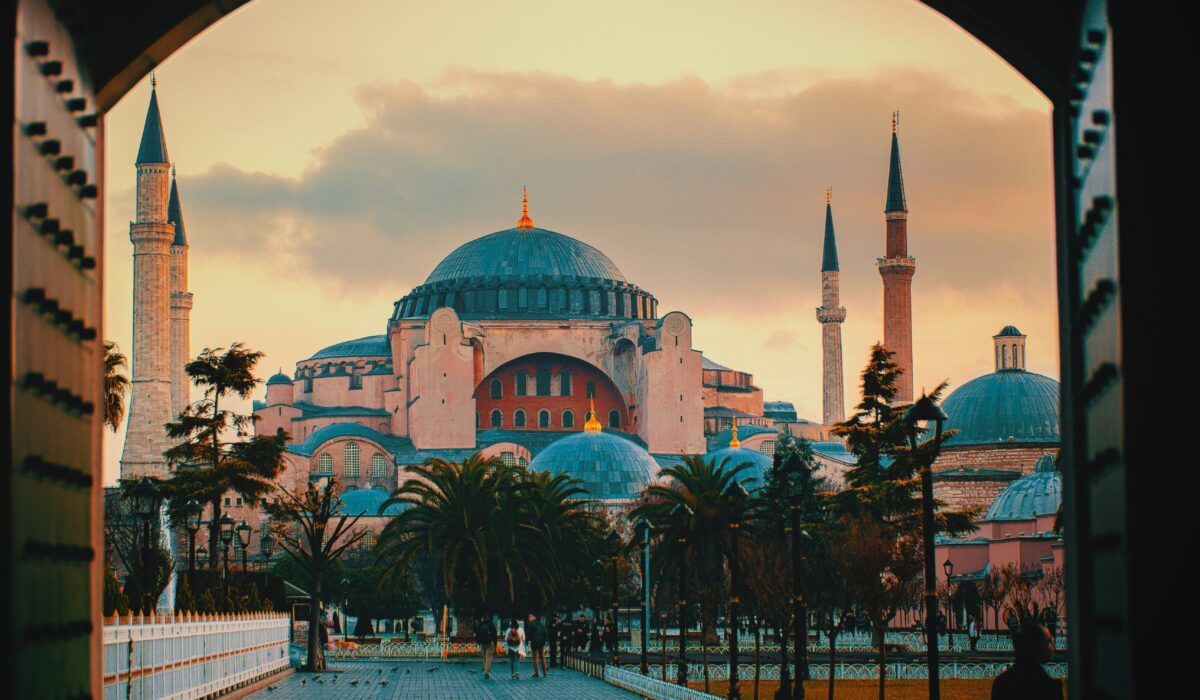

{"left": 877, "top": 256, "right": 916, "bottom": 275}
{"left": 815, "top": 306, "right": 847, "bottom": 324}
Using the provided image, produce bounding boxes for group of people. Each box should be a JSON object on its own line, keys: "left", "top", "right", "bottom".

{"left": 473, "top": 612, "right": 618, "bottom": 680}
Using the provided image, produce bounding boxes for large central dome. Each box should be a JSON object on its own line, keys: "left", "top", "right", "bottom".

{"left": 394, "top": 193, "right": 658, "bottom": 321}
{"left": 424, "top": 227, "right": 627, "bottom": 285}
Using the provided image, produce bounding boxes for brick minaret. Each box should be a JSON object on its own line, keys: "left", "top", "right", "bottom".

{"left": 815, "top": 187, "right": 846, "bottom": 426}
{"left": 120, "top": 80, "right": 176, "bottom": 479}
{"left": 877, "top": 113, "right": 916, "bottom": 403}
{"left": 168, "top": 167, "right": 193, "bottom": 419}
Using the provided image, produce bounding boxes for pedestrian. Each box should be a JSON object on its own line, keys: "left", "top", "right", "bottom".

{"left": 572, "top": 614, "right": 588, "bottom": 655}
{"left": 548, "top": 613, "right": 561, "bottom": 667}
{"left": 969, "top": 615, "right": 980, "bottom": 652}
{"left": 603, "top": 616, "right": 617, "bottom": 654}
{"left": 589, "top": 619, "right": 602, "bottom": 654}
{"left": 505, "top": 619, "right": 526, "bottom": 679}
{"left": 526, "top": 613, "right": 549, "bottom": 677}
{"left": 990, "top": 622, "right": 1063, "bottom": 700}
{"left": 475, "top": 615, "right": 497, "bottom": 679}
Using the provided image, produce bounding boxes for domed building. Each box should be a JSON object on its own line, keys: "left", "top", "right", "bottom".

{"left": 704, "top": 422, "right": 776, "bottom": 491}
{"left": 932, "top": 326, "right": 1061, "bottom": 511}
{"left": 254, "top": 192, "right": 706, "bottom": 503}
{"left": 528, "top": 403, "right": 658, "bottom": 502}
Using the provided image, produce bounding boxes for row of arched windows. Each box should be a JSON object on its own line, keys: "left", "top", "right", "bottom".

{"left": 997, "top": 343, "right": 1023, "bottom": 369}
{"left": 490, "top": 370, "right": 575, "bottom": 399}
{"left": 315, "top": 441, "right": 390, "bottom": 479}
{"left": 401, "top": 285, "right": 658, "bottom": 319}
{"left": 484, "top": 408, "right": 621, "bottom": 430}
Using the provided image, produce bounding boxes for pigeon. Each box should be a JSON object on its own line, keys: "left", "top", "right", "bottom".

{"left": 266, "top": 687, "right": 276, "bottom": 692}
{"left": 380, "top": 680, "right": 389, "bottom": 686}
{"left": 316, "top": 678, "right": 325, "bottom": 684}
{"left": 405, "top": 669, "right": 411, "bottom": 675}
{"left": 390, "top": 666, "right": 399, "bottom": 672}
{"left": 426, "top": 667, "right": 438, "bottom": 672}
{"left": 300, "top": 678, "right": 307, "bottom": 686}
{"left": 349, "top": 679, "right": 359, "bottom": 686}
{"left": 378, "top": 668, "right": 383, "bottom": 674}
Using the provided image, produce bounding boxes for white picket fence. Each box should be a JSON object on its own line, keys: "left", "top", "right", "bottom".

{"left": 103, "top": 612, "right": 291, "bottom": 699}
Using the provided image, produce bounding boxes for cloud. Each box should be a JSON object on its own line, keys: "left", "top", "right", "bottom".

{"left": 178, "top": 68, "right": 1053, "bottom": 318}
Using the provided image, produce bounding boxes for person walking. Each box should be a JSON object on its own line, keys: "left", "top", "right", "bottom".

{"left": 589, "top": 618, "right": 602, "bottom": 654}
{"left": 526, "top": 613, "right": 549, "bottom": 677}
{"left": 990, "top": 622, "right": 1063, "bottom": 700}
{"left": 548, "top": 613, "right": 562, "bottom": 667}
{"left": 603, "top": 615, "right": 617, "bottom": 654}
{"left": 505, "top": 619, "right": 526, "bottom": 679}
{"left": 475, "top": 616, "right": 497, "bottom": 679}
{"left": 969, "top": 615, "right": 981, "bottom": 652}
{"left": 572, "top": 614, "right": 588, "bottom": 656}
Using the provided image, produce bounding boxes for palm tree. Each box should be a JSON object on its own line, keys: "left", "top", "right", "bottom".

{"left": 104, "top": 341, "right": 129, "bottom": 432}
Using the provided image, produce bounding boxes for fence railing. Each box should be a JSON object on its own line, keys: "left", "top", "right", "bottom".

{"left": 103, "top": 611, "right": 291, "bottom": 699}
{"left": 626, "top": 661, "right": 1068, "bottom": 681}
{"left": 604, "top": 665, "right": 722, "bottom": 700}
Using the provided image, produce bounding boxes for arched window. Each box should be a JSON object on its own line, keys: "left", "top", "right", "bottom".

{"left": 560, "top": 371, "right": 571, "bottom": 396}
{"left": 371, "top": 453, "right": 387, "bottom": 478}
{"left": 589, "top": 289, "right": 601, "bottom": 314}
{"left": 570, "top": 288, "right": 583, "bottom": 313}
{"left": 609, "top": 410, "right": 620, "bottom": 429}
{"left": 516, "top": 371, "right": 527, "bottom": 396}
{"left": 317, "top": 453, "right": 333, "bottom": 474}
{"left": 539, "top": 410, "right": 550, "bottom": 428}
{"left": 514, "top": 409, "right": 526, "bottom": 428}
{"left": 518, "top": 287, "right": 528, "bottom": 309}
{"left": 498, "top": 288, "right": 509, "bottom": 309}
{"left": 501, "top": 451, "right": 516, "bottom": 466}
{"left": 760, "top": 440, "right": 776, "bottom": 457}
{"left": 490, "top": 378, "right": 503, "bottom": 399}
{"left": 343, "top": 442, "right": 360, "bottom": 478}
{"left": 490, "top": 409, "right": 502, "bottom": 428}
{"left": 586, "top": 381, "right": 596, "bottom": 398}
{"left": 361, "top": 530, "right": 375, "bottom": 549}
{"left": 537, "top": 288, "right": 548, "bottom": 308}
{"left": 562, "top": 410, "right": 575, "bottom": 428}
{"left": 1012, "top": 344, "right": 1019, "bottom": 368}
{"left": 1001, "top": 345, "right": 1008, "bottom": 369}
{"left": 518, "top": 456, "right": 527, "bottom": 467}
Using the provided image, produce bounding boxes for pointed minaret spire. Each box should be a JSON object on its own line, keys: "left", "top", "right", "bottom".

{"left": 817, "top": 188, "right": 847, "bottom": 426}
{"left": 516, "top": 186, "right": 536, "bottom": 229}
{"left": 168, "top": 166, "right": 187, "bottom": 246}
{"left": 885, "top": 112, "right": 907, "bottom": 215}
{"left": 136, "top": 77, "right": 170, "bottom": 165}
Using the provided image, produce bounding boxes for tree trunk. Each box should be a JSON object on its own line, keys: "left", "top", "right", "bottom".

{"left": 307, "top": 583, "right": 325, "bottom": 672}
{"left": 208, "top": 500, "right": 222, "bottom": 571}
{"left": 753, "top": 615, "right": 761, "bottom": 700}
{"left": 876, "top": 622, "right": 886, "bottom": 700}
{"left": 827, "top": 626, "right": 837, "bottom": 700}
{"left": 701, "top": 612, "right": 710, "bottom": 693}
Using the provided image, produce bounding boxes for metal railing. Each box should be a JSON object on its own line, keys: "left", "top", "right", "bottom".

{"left": 103, "top": 611, "right": 290, "bottom": 699}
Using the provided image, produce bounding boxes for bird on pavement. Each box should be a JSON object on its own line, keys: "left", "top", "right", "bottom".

{"left": 390, "top": 666, "right": 398, "bottom": 672}
{"left": 300, "top": 679, "right": 306, "bottom": 686}
{"left": 380, "top": 680, "right": 389, "bottom": 686}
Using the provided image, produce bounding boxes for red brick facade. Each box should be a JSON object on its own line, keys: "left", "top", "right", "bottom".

{"left": 473, "top": 353, "right": 629, "bottom": 431}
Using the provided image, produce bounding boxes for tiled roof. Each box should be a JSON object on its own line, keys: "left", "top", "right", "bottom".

{"left": 293, "top": 401, "right": 389, "bottom": 419}
{"left": 940, "top": 370, "right": 1060, "bottom": 446}
{"left": 705, "top": 446, "right": 773, "bottom": 491}
{"left": 306, "top": 335, "right": 390, "bottom": 360}
{"left": 528, "top": 429, "right": 656, "bottom": 500}
{"left": 424, "top": 227, "right": 627, "bottom": 285}
{"left": 701, "top": 356, "right": 733, "bottom": 371}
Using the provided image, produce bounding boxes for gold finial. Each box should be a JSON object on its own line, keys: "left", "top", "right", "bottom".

{"left": 151, "top": 72, "right": 157, "bottom": 90}
{"left": 171, "top": 163, "right": 176, "bottom": 179}
{"left": 892, "top": 111, "right": 899, "bottom": 133}
{"left": 729, "top": 417, "right": 741, "bottom": 448}
{"left": 825, "top": 186, "right": 831, "bottom": 205}
{"left": 584, "top": 397, "right": 603, "bottom": 432}
{"left": 517, "top": 186, "right": 535, "bottom": 229}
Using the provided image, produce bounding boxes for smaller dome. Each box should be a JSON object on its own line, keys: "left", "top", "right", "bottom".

{"left": 528, "top": 430, "right": 657, "bottom": 501}
{"left": 338, "top": 487, "right": 407, "bottom": 517}
{"left": 983, "top": 458, "right": 1061, "bottom": 521}
{"left": 995, "top": 325, "right": 1024, "bottom": 337}
{"left": 710, "top": 424, "right": 777, "bottom": 448}
{"left": 266, "top": 371, "right": 292, "bottom": 386}
{"left": 307, "top": 335, "right": 389, "bottom": 360}
{"left": 705, "top": 446, "right": 773, "bottom": 490}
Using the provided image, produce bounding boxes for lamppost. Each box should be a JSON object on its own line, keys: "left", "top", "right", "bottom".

{"left": 606, "top": 530, "right": 622, "bottom": 666}
{"left": 943, "top": 559, "right": 956, "bottom": 651}
{"left": 236, "top": 520, "right": 251, "bottom": 572}
{"left": 260, "top": 527, "right": 274, "bottom": 571}
{"left": 725, "top": 480, "right": 749, "bottom": 700}
{"left": 218, "top": 514, "right": 235, "bottom": 606}
{"left": 635, "top": 518, "right": 651, "bottom": 676}
{"left": 197, "top": 545, "right": 208, "bottom": 569}
{"left": 905, "top": 393, "right": 949, "bottom": 700}
{"left": 672, "top": 502, "right": 694, "bottom": 687}
{"left": 184, "top": 499, "right": 203, "bottom": 572}
{"left": 129, "top": 477, "right": 162, "bottom": 613}
{"left": 778, "top": 459, "right": 810, "bottom": 699}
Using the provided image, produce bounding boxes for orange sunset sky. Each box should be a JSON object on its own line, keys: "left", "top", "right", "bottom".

{"left": 102, "top": 0, "right": 1056, "bottom": 484}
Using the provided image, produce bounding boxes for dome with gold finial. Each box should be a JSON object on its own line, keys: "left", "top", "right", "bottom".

{"left": 394, "top": 189, "right": 659, "bottom": 321}
{"left": 705, "top": 419, "right": 774, "bottom": 490}
{"left": 528, "top": 398, "right": 657, "bottom": 501}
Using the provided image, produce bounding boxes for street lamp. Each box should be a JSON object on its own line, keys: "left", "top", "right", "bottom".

{"left": 905, "top": 393, "right": 949, "bottom": 700}
{"left": 635, "top": 518, "right": 651, "bottom": 676}
{"left": 129, "top": 477, "right": 162, "bottom": 613}
{"left": 724, "top": 480, "right": 749, "bottom": 700}
{"left": 236, "top": 520, "right": 252, "bottom": 572}
{"left": 606, "top": 530, "right": 622, "bottom": 666}
{"left": 218, "top": 514, "right": 235, "bottom": 606}
{"left": 197, "top": 545, "right": 208, "bottom": 568}
{"left": 672, "top": 502, "right": 694, "bottom": 686}
{"left": 778, "top": 457, "right": 810, "bottom": 700}
{"left": 260, "top": 528, "right": 274, "bottom": 569}
{"left": 943, "top": 558, "right": 956, "bottom": 650}
{"left": 184, "top": 499, "right": 203, "bottom": 571}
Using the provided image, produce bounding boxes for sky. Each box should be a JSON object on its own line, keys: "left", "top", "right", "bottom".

{"left": 102, "top": 0, "right": 1057, "bottom": 485}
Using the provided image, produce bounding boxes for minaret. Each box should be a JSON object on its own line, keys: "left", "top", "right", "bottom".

{"left": 816, "top": 187, "right": 847, "bottom": 425}
{"left": 120, "top": 78, "right": 176, "bottom": 479}
{"left": 878, "top": 113, "right": 916, "bottom": 403}
{"left": 168, "top": 166, "right": 193, "bottom": 419}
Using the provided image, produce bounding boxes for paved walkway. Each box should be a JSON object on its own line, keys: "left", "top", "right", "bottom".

{"left": 249, "top": 660, "right": 638, "bottom": 699}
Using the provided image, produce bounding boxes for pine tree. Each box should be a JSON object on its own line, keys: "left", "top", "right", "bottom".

{"left": 247, "top": 583, "right": 263, "bottom": 612}
{"left": 175, "top": 574, "right": 196, "bottom": 613}
{"left": 198, "top": 589, "right": 217, "bottom": 614}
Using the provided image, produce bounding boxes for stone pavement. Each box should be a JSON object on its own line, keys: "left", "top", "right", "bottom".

{"left": 249, "top": 660, "right": 638, "bottom": 699}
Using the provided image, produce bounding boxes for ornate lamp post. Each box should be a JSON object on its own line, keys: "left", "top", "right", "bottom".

{"left": 236, "top": 520, "right": 252, "bottom": 572}
{"left": 260, "top": 527, "right": 274, "bottom": 570}
{"left": 725, "top": 480, "right": 749, "bottom": 700}
{"left": 672, "top": 502, "right": 694, "bottom": 686}
{"left": 905, "top": 393, "right": 949, "bottom": 700}
{"left": 197, "top": 545, "right": 208, "bottom": 568}
{"left": 778, "top": 460, "right": 810, "bottom": 699}
{"left": 635, "top": 518, "right": 651, "bottom": 676}
{"left": 129, "top": 477, "right": 162, "bottom": 613}
{"left": 183, "top": 499, "right": 203, "bottom": 571}
{"left": 218, "top": 514, "right": 235, "bottom": 605}
{"left": 943, "top": 559, "right": 956, "bottom": 650}
{"left": 606, "top": 530, "right": 622, "bottom": 665}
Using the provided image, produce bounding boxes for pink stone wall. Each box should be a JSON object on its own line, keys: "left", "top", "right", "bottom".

{"left": 407, "top": 308, "right": 476, "bottom": 449}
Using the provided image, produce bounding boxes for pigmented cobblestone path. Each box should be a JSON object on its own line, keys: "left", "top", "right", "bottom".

{"left": 250, "top": 660, "right": 638, "bottom": 699}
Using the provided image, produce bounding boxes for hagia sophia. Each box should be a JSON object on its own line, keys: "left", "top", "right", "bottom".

{"left": 120, "top": 84, "right": 1063, "bottom": 623}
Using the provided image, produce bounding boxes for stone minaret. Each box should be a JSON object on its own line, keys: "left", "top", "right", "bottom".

{"left": 120, "top": 80, "right": 176, "bottom": 479}
{"left": 168, "top": 167, "right": 193, "bottom": 419}
{"left": 816, "top": 187, "right": 846, "bottom": 426}
{"left": 877, "top": 113, "right": 916, "bottom": 403}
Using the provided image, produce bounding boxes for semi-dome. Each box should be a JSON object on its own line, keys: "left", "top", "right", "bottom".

{"left": 705, "top": 446, "right": 773, "bottom": 490}
{"left": 940, "top": 370, "right": 1060, "bottom": 447}
{"left": 338, "top": 487, "right": 407, "bottom": 517}
{"left": 528, "top": 428, "right": 657, "bottom": 501}
{"left": 393, "top": 195, "right": 658, "bottom": 321}
{"left": 983, "top": 455, "right": 1061, "bottom": 521}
